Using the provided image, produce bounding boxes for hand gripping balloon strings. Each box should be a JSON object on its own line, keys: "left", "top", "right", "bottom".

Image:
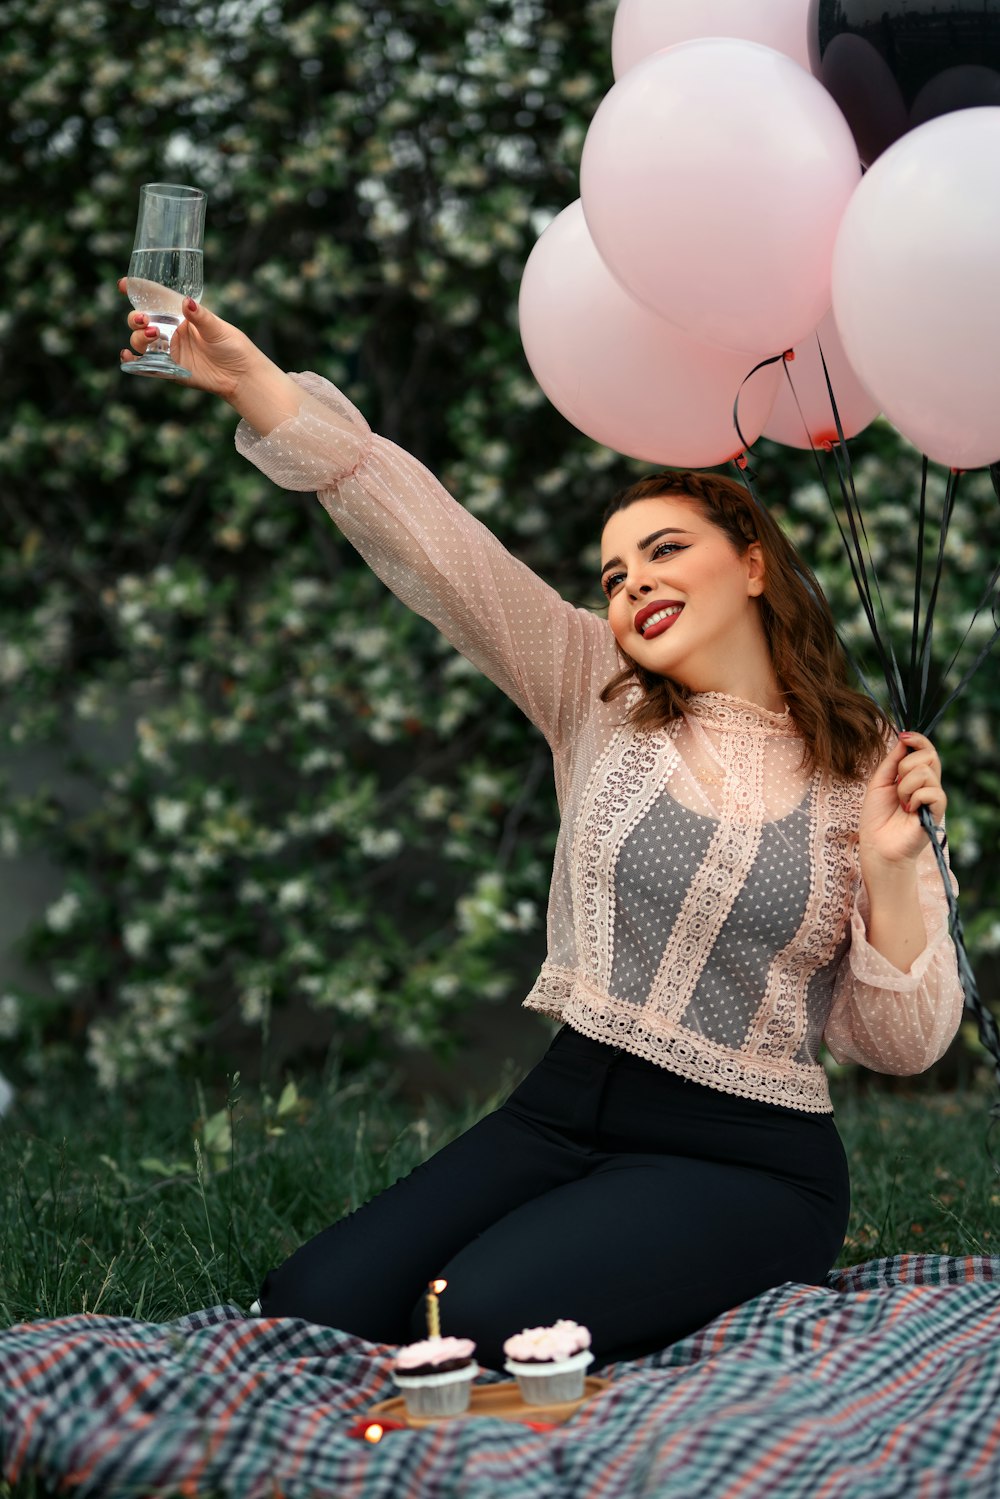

{"left": 733, "top": 349, "right": 1000, "bottom": 1176}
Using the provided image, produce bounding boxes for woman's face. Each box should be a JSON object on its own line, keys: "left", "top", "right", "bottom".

{"left": 600, "top": 495, "right": 767, "bottom": 691}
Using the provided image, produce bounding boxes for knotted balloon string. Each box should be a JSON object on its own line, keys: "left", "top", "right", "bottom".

{"left": 731, "top": 349, "right": 793, "bottom": 458}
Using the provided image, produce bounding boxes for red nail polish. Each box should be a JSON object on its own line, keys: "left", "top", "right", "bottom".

{"left": 185, "top": 298, "right": 198, "bottom": 313}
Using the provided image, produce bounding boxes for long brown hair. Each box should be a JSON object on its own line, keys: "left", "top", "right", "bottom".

{"left": 598, "top": 470, "right": 890, "bottom": 780}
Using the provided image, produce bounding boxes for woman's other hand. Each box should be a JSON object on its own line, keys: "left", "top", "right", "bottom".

{"left": 858, "top": 730, "right": 947, "bottom": 872}
{"left": 119, "top": 279, "right": 255, "bottom": 402}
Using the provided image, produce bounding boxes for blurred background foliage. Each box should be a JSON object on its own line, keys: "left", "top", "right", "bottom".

{"left": 0, "top": 0, "right": 996, "bottom": 1098}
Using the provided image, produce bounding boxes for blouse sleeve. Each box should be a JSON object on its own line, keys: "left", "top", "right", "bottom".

{"left": 822, "top": 831, "right": 964, "bottom": 1074}
{"left": 233, "top": 371, "right": 614, "bottom": 755}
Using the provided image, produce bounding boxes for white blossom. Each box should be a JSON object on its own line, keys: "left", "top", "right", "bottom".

{"left": 515, "top": 899, "right": 538, "bottom": 930}
{"left": 341, "top": 986, "right": 377, "bottom": 1019}
{"left": 301, "top": 747, "right": 343, "bottom": 774}
{"left": 0, "top": 644, "right": 28, "bottom": 685}
{"left": 46, "top": 890, "right": 82, "bottom": 932}
{"left": 368, "top": 719, "right": 398, "bottom": 743}
{"left": 167, "top": 942, "right": 201, "bottom": 968}
{"left": 791, "top": 481, "right": 829, "bottom": 517}
{"left": 86, "top": 1023, "right": 118, "bottom": 1091}
{"left": 290, "top": 578, "right": 324, "bottom": 606}
{"left": 352, "top": 627, "right": 391, "bottom": 662}
{"left": 358, "top": 827, "right": 403, "bottom": 859}
{"left": 416, "top": 787, "right": 449, "bottom": 820}
{"left": 123, "top": 921, "right": 152, "bottom": 958}
{"left": 536, "top": 468, "right": 567, "bottom": 496}
{"left": 240, "top": 984, "right": 270, "bottom": 1025}
{"left": 278, "top": 879, "right": 310, "bottom": 910}
{"left": 442, "top": 654, "right": 479, "bottom": 680}
{"left": 153, "top": 797, "right": 190, "bottom": 835}
{"left": 469, "top": 772, "right": 504, "bottom": 801}
{"left": 297, "top": 700, "right": 329, "bottom": 724}
{"left": 0, "top": 994, "right": 20, "bottom": 1039}
{"left": 288, "top": 938, "right": 322, "bottom": 965}
{"left": 330, "top": 909, "right": 363, "bottom": 930}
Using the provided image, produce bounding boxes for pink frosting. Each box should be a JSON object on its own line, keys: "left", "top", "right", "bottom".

{"left": 503, "top": 1319, "right": 592, "bottom": 1364}
{"left": 394, "top": 1336, "right": 476, "bottom": 1371}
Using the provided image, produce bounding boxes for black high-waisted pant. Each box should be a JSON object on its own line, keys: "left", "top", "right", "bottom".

{"left": 256, "top": 1025, "right": 851, "bottom": 1370}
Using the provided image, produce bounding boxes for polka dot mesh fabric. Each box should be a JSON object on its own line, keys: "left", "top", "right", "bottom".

{"left": 235, "top": 371, "right": 965, "bottom": 1114}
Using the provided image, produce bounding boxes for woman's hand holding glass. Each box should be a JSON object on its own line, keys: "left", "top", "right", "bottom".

{"left": 119, "top": 280, "right": 257, "bottom": 401}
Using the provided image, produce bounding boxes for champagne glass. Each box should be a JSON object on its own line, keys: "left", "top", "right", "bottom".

{"left": 121, "top": 182, "right": 207, "bottom": 380}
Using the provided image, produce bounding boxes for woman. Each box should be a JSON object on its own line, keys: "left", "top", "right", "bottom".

{"left": 121, "top": 293, "right": 963, "bottom": 1372}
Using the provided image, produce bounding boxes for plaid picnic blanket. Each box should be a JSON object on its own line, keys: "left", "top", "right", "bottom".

{"left": 2, "top": 1254, "right": 999, "bottom": 1498}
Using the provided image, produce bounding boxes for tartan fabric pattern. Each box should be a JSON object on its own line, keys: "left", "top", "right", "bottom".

{"left": 2, "top": 1254, "right": 999, "bottom": 1498}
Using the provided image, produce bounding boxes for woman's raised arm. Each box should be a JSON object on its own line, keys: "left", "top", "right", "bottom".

{"left": 120, "top": 289, "right": 615, "bottom": 758}
{"left": 122, "top": 286, "right": 313, "bottom": 434}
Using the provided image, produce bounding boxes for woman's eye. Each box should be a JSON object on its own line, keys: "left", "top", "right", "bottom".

{"left": 602, "top": 543, "right": 686, "bottom": 597}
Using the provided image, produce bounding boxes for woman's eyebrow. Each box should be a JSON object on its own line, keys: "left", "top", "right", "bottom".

{"left": 600, "top": 527, "right": 694, "bottom": 580}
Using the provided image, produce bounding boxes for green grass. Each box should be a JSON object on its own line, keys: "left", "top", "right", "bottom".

{"left": 0, "top": 1061, "right": 510, "bottom": 1328}
{"left": 833, "top": 1077, "right": 1000, "bottom": 1262}
{"left": 1, "top": 1064, "right": 998, "bottom": 1330}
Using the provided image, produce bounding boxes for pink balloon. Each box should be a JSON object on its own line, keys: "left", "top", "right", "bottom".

{"left": 832, "top": 108, "right": 1000, "bottom": 469}
{"left": 518, "top": 201, "right": 780, "bottom": 467}
{"left": 580, "top": 39, "right": 861, "bottom": 355}
{"left": 612, "top": 0, "right": 812, "bottom": 80}
{"left": 763, "top": 307, "right": 880, "bottom": 449}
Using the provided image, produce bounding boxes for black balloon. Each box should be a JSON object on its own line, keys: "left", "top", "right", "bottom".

{"left": 808, "top": 0, "right": 1000, "bottom": 163}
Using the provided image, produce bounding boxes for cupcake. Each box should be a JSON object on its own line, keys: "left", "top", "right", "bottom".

{"left": 503, "top": 1319, "right": 593, "bottom": 1405}
{"left": 392, "top": 1336, "right": 478, "bottom": 1417}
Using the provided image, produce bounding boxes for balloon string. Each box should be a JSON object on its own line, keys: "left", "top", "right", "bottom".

{"left": 735, "top": 342, "right": 1000, "bottom": 1172}
{"left": 732, "top": 351, "right": 790, "bottom": 456}
{"left": 817, "top": 342, "right": 910, "bottom": 717}
{"left": 916, "top": 465, "right": 959, "bottom": 720}
{"left": 908, "top": 456, "right": 928, "bottom": 721}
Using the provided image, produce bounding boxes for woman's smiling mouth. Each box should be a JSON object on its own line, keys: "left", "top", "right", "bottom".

{"left": 636, "top": 603, "right": 684, "bottom": 638}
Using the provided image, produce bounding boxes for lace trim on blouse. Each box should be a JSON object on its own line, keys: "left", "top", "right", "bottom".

{"left": 523, "top": 965, "right": 834, "bottom": 1112}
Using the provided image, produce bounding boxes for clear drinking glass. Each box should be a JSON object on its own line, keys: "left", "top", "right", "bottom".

{"left": 121, "top": 182, "right": 207, "bottom": 380}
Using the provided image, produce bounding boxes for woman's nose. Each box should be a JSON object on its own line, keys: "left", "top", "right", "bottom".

{"left": 626, "top": 570, "right": 656, "bottom": 599}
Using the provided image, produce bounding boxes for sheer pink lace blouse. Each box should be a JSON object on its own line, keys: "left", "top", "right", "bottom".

{"left": 235, "top": 372, "right": 964, "bottom": 1114}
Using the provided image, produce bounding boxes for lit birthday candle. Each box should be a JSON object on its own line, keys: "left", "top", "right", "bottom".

{"left": 426, "top": 1278, "right": 447, "bottom": 1339}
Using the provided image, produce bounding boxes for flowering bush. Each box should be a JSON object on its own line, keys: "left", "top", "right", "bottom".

{"left": 0, "top": 0, "right": 995, "bottom": 1089}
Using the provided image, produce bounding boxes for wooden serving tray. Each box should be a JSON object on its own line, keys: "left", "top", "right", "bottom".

{"left": 369, "top": 1375, "right": 611, "bottom": 1428}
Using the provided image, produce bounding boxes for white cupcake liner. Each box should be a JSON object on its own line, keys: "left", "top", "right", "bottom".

{"left": 503, "top": 1348, "right": 594, "bottom": 1405}
{"left": 392, "top": 1361, "right": 479, "bottom": 1417}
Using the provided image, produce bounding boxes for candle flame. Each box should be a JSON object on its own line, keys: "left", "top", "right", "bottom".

{"left": 430, "top": 1279, "right": 447, "bottom": 1294}
{"left": 364, "top": 1423, "right": 384, "bottom": 1444}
